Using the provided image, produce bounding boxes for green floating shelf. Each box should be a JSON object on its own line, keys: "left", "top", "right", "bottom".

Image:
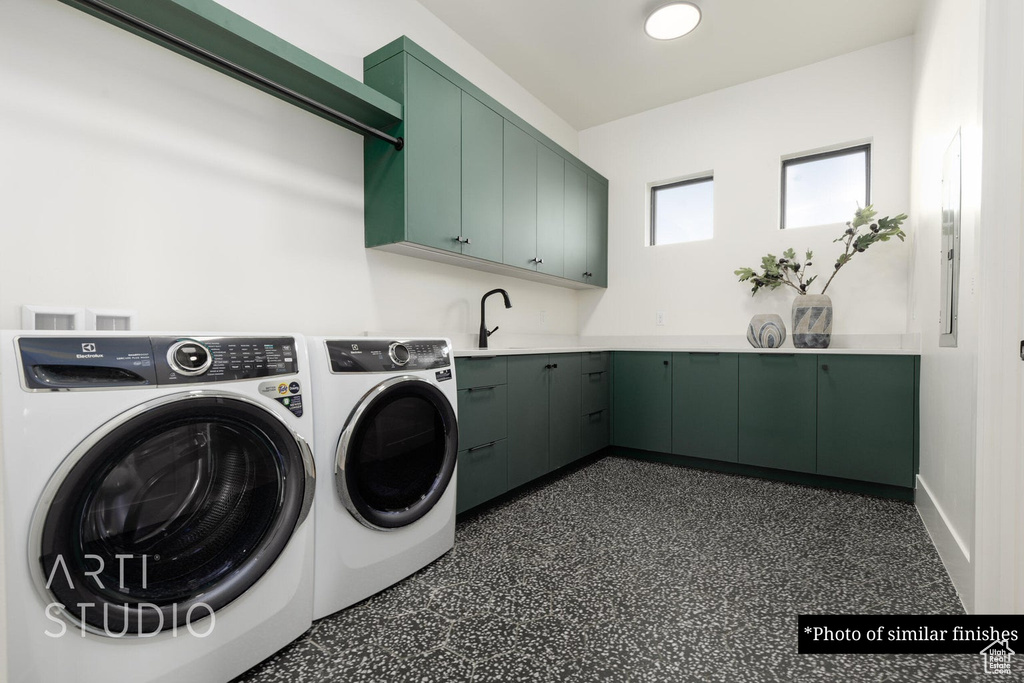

{"left": 59, "top": 0, "right": 403, "bottom": 142}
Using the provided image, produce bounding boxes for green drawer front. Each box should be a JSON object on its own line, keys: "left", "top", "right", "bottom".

{"left": 455, "top": 356, "right": 507, "bottom": 389}
{"left": 456, "top": 438, "right": 508, "bottom": 513}
{"left": 738, "top": 354, "right": 817, "bottom": 474}
{"left": 817, "top": 355, "right": 915, "bottom": 487}
{"left": 581, "top": 351, "right": 610, "bottom": 374}
{"left": 581, "top": 370, "right": 610, "bottom": 414}
{"left": 581, "top": 409, "right": 610, "bottom": 456}
{"left": 457, "top": 385, "right": 507, "bottom": 450}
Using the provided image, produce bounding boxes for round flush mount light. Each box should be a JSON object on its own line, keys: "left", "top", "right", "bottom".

{"left": 644, "top": 2, "right": 702, "bottom": 40}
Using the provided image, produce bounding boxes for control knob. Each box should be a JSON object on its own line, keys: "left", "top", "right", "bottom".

{"left": 388, "top": 342, "right": 411, "bottom": 366}
{"left": 167, "top": 339, "right": 213, "bottom": 376}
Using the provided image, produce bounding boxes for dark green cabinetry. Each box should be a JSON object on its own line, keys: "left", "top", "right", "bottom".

{"left": 817, "top": 355, "right": 915, "bottom": 487}
{"left": 507, "top": 355, "right": 550, "bottom": 488}
{"left": 586, "top": 176, "right": 609, "bottom": 287}
{"left": 672, "top": 353, "right": 738, "bottom": 463}
{"left": 738, "top": 354, "right": 818, "bottom": 473}
{"left": 563, "top": 164, "right": 589, "bottom": 284}
{"left": 455, "top": 357, "right": 508, "bottom": 514}
{"left": 460, "top": 93, "right": 503, "bottom": 262}
{"left": 611, "top": 352, "right": 672, "bottom": 453}
{"left": 364, "top": 37, "right": 608, "bottom": 289}
{"left": 549, "top": 354, "right": 583, "bottom": 469}
{"left": 502, "top": 123, "right": 539, "bottom": 272}
{"left": 536, "top": 145, "right": 566, "bottom": 277}
{"left": 581, "top": 352, "right": 611, "bottom": 456}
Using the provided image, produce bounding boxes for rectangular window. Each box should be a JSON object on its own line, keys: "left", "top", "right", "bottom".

{"left": 781, "top": 144, "right": 870, "bottom": 229}
{"left": 650, "top": 175, "right": 714, "bottom": 245}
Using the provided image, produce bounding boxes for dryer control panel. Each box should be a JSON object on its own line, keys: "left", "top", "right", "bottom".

{"left": 326, "top": 339, "right": 451, "bottom": 373}
{"left": 18, "top": 336, "right": 298, "bottom": 390}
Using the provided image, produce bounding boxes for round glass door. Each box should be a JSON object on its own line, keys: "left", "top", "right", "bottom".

{"left": 337, "top": 377, "right": 457, "bottom": 530}
{"left": 36, "top": 394, "right": 311, "bottom": 636}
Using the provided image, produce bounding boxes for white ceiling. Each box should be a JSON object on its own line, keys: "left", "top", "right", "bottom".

{"left": 417, "top": 0, "right": 924, "bottom": 130}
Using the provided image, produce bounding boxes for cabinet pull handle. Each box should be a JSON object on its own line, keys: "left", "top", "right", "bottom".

{"left": 468, "top": 385, "right": 497, "bottom": 392}
{"left": 544, "top": 363, "right": 559, "bottom": 369}
{"left": 583, "top": 271, "right": 593, "bottom": 278}
{"left": 821, "top": 364, "right": 830, "bottom": 371}
{"left": 452, "top": 236, "right": 462, "bottom": 243}
{"left": 468, "top": 441, "right": 497, "bottom": 453}
{"left": 531, "top": 257, "right": 544, "bottom": 264}
{"left": 587, "top": 410, "right": 604, "bottom": 418}
{"left": 464, "top": 237, "right": 472, "bottom": 245}
{"left": 587, "top": 351, "right": 604, "bottom": 355}
{"left": 588, "top": 370, "right": 606, "bottom": 376}
{"left": 663, "top": 360, "right": 670, "bottom": 366}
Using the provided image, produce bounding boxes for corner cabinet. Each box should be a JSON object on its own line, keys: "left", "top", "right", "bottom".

{"left": 363, "top": 37, "right": 608, "bottom": 289}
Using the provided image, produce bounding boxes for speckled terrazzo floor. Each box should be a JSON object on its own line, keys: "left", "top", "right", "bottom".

{"left": 236, "top": 456, "right": 981, "bottom": 683}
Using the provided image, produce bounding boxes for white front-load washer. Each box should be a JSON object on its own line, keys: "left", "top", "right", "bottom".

{"left": 0, "top": 331, "right": 315, "bottom": 683}
{"left": 307, "top": 337, "right": 457, "bottom": 619}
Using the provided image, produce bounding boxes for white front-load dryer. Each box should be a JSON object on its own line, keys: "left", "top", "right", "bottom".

{"left": 0, "top": 331, "right": 315, "bottom": 683}
{"left": 307, "top": 337, "right": 457, "bottom": 619}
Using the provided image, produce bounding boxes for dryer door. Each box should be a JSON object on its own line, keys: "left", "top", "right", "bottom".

{"left": 336, "top": 376, "right": 458, "bottom": 530}
{"left": 33, "top": 392, "right": 313, "bottom": 636}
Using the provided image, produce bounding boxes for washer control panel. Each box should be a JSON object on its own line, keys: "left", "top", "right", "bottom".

{"left": 153, "top": 336, "right": 298, "bottom": 384}
{"left": 18, "top": 336, "right": 299, "bottom": 389}
{"left": 326, "top": 339, "right": 451, "bottom": 373}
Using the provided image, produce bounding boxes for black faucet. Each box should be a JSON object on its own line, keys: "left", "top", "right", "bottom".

{"left": 479, "top": 288, "right": 512, "bottom": 349}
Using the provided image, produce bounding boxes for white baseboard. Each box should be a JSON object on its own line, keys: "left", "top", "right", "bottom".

{"left": 916, "top": 475, "right": 974, "bottom": 612}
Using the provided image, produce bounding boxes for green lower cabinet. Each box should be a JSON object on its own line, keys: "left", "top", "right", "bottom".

{"left": 506, "top": 355, "right": 550, "bottom": 488}
{"left": 456, "top": 385, "right": 507, "bottom": 451}
{"left": 456, "top": 439, "right": 508, "bottom": 514}
{"left": 548, "top": 354, "right": 582, "bottom": 470}
{"left": 738, "top": 354, "right": 817, "bottom": 473}
{"left": 581, "top": 409, "right": 610, "bottom": 455}
{"left": 816, "top": 355, "right": 915, "bottom": 487}
{"left": 612, "top": 352, "right": 672, "bottom": 453}
{"left": 672, "top": 352, "right": 738, "bottom": 463}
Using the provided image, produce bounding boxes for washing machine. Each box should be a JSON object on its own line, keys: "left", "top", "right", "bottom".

{"left": 307, "top": 337, "right": 457, "bottom": 619}
{"left": 0, "top": 331, "right": 316, "bottom": 683}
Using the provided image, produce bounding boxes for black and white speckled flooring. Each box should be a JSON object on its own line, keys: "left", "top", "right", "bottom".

{"left": 237, "top": 456, "right": 978, "bottom": 682}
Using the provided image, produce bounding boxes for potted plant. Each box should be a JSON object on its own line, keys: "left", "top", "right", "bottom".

{"left": 734, "top": 205, "right": 908, "bottom": 348}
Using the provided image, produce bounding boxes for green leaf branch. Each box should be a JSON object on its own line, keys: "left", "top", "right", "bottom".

{"left": 734, "top": 205, "right": 907, "bottom": 297}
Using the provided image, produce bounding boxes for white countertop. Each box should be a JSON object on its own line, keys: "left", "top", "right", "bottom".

{"left": 453, "top": 345, "right": 920, "bottom": 357}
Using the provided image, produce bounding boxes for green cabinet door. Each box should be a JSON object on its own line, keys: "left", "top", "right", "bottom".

{"left": 672, "top": 353, "right": 739, "bottom": 463}
{"left": 457, "top": 439, "right": 508, "bottom": 514}
{"left": 536, "top": 145, "right": 565, "bottom": 277}
{"left": 612, "top": 352, "right": 672, "bottom": 453}
{"left": 817, "top": 355, "right": 915, "bottom": 487}
{"left": 586, "top": 176, "right": 609, "bottom": 287}
{"left": 548, "top": 354, "right": 582, "bottom": 469}
{"left": 507, "top": 355, "right": 549, "bottom": 488}
{"left": 461, "top": 93, "right": 503, "bottom": 263}
{"left": 503, "top": 121, "right": 538, "bottom": 270}
{"left": 563, "top": 163, "right": 589, "bottom": 284}
{"left": 738, "top": 354, "right": 817, "bottom": 473}
{"left": 406, "top": 57, "right": 461, "bottom": 253}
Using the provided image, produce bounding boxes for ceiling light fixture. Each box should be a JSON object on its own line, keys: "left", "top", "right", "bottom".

{"left": 644, "top": 2, "right": 701, "bottom": 40}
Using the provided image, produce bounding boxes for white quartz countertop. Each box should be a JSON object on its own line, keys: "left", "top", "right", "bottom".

{"left": 453, "top": 345, "right": 920, "bottom": 357}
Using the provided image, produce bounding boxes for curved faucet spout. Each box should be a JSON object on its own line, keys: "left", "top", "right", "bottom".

{"left": 479, "top": 289, "right": 512, "bottom": 349}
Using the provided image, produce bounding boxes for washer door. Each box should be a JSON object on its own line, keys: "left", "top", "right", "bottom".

{"left": 337, "top": 376, "right": 457, "bottom": 530}
{"left": 34, "top": 392, "right": 313, "bottom": 636}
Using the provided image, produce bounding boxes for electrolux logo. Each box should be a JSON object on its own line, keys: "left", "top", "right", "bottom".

{"left": 76, "top": 342, "right": 104, "bottom": 360}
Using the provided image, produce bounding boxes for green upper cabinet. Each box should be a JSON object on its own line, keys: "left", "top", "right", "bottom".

{"left": 406, "top": 57, "right": 461, "bottom": 252}
{"left": 586, "top": 177, "right": 609, "bottom": 287}
{"left": 563, "top": 163, "right": 589, "bottom": 283}
{"left": 536, "top": 145, "right": 566, "bottom": 278}
{"left": 502, "top": 122, "right": 539, "bottom": 271}
{"left": 738, "top": 354, "right": 817, "bottom": 473}
{"left": 817, "top": 355, "right": 915, "bottom": 487}
{"left": 460, "top": 93, "right": 503, "bottom": 263}
{"left": 612, "top": 352, "right": 672, "bottom": 453}
{"left": 672, "top": 353, "right": 739, "bottom": 463}
{"left": 363, "top": 37, "right": 608, "bottom": 289}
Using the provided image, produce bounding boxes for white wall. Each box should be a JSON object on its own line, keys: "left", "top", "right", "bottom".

{"left": 0, "top": 0, "right": 582, "bottom": 339}
{"left": 907, "top": 0, "right": 984, "bottom": 611}
{"left": 577, "top": 39, "right": 913, "bottom": 343}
